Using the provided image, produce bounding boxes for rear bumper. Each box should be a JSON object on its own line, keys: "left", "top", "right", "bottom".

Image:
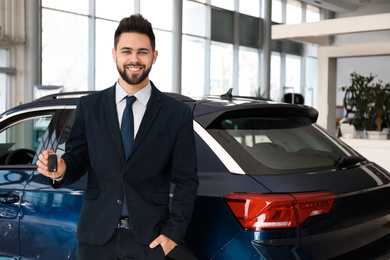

{"left": 211, "top": 231, "right": 390, "bottom": 260}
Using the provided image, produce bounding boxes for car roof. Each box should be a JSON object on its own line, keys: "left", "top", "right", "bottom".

{"left": 1, "top": 90, "right": 319, "bottom": 125}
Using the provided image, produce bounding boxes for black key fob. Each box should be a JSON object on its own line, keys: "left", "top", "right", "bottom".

{"left": 48, "top": 154, "right": 58, "bottom": 172}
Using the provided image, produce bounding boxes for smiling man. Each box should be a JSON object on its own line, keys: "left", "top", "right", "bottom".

{"left": 37, "top": 14, "right": 198, "bottom": 260}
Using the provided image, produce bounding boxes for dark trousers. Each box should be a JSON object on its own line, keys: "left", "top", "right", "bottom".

{"left": 77, "top": 229, "right": 165, "bottom": 260}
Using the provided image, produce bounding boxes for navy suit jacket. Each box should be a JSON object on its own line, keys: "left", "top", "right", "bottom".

{"left": 55, "top": 82, "right": 198, "bottom": 245}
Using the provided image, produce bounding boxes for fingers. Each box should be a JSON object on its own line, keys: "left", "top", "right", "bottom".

{"left": 36, "top": 150, "right": 65, "bottom": 179}
{"left": 149, "top": 235, "right": 177, "bottom": 256}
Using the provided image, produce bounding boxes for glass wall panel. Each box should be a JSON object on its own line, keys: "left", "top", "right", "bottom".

{"left": 286, "top": 0, "right": 302, "bottom": 24}
{"left": 0, "top": 72, "right": 6, "bottom": 114}
{"left": 239, "top": 14, "right": 259, "bottom": 48}
{"left": 238, "top": 47, "right": 258, "bottom": 96}
{"left": 305, "top": 57, "right": 318, "bottom": 108}
{"left": 140, "top": 0, "right": 173, "bottom": 31}
{"left": 41, "top": 9, "right": 89, "bottom": 92}
{"left": 270, "top": 52, "right": 281, "bottom": 101}
{"left": 148, "top": 30, "right": 172, "bottom": 92}
{"left": 210, "top": 42, "right": 233, "bottom": 95}
{"left": 183, "top": 0, "right": 207, "bottom": 37}
{"left": 306, "top": 4, "right": 320, "bottom": 23}
{"left": 211, "top": 0, "right": 234, "bottom": 11}
{"left": 41, "top": 0, "right": 89, "bottom": 15}
{"left": 211, "top": 8, "right": 234, "bottom": 43}
{"left": 0, "top": 48, "right": 8, "bottom": 113}
{"left": 272, "top": 0, "right": 282, "bottom": 23}
{"left": 285, "top": 54, "right": 301, "bottom": 94}
{"left": 182, "top": 36, "right": 205, "bottom": 97}
{"left": 240, "top": 0, "right": 260, "bottom": 17}
{"left": 95, "top": 19, "right": 120, "bottom": 90}
{"left": 96, "top": 0, "right": 134, "bottom": 21}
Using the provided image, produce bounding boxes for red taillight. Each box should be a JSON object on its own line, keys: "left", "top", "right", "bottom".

{"left": 224, "top": 192, "right": 336, "bottom": 231}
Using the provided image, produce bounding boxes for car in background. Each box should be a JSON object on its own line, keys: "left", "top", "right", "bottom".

{"left": 1, "top": 91, "right": 390, "bottom": 259}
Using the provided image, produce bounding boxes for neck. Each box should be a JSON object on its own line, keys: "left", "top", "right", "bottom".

{"left": 119, "top": 78, "right": 149, "bottom": 95}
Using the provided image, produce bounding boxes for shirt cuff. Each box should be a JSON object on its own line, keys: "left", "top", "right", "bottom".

{"left": 53, "top": 172, "right": 65, "bottom": 182}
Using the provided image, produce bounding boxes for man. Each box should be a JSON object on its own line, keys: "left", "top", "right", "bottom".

{"left": 37, "top": 14, "right": 198, "bottom": 260}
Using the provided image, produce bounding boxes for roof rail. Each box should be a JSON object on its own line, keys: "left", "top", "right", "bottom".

{"left": 34, "top": 91, "right": 95, "bottom": 101}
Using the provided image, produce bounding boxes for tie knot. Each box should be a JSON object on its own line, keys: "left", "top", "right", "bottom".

{"left": 125, "top": 96, "right": 136, "bottom": 106}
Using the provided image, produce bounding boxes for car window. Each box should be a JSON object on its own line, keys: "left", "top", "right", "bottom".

{"left": 208, "top": 116, "right": 354, "bottom": 175}
{"left": 56, "top": 109, "right": 75, "bottom": 157}
{"left": 0, "top": 116, "right": 52, "bottom": 165}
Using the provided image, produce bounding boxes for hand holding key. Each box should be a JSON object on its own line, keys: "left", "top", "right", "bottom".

{"left": 36, "top": 150, "right": 66, "bottom": 183}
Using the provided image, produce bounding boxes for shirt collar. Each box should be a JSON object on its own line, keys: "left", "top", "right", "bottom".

{"left": 115, "top": 81, "right": 152, "bottom": 107}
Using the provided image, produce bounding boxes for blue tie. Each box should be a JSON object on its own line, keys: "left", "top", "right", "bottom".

{"left": 120, "top": 96, "right": 136, "bottom": 217}
{"left": 121, "top": 96, "right": 136, "bottom": 157}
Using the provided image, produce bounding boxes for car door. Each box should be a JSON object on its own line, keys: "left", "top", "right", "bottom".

{"left": 0, "top": 110, "right": 54, "bottom": 259}
{"left": 19, "top": 108, "right": 86, "bottom": 260}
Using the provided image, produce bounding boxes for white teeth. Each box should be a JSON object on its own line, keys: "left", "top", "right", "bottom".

{"left": 128, "top": 67, "right": 141, "bottom": 71}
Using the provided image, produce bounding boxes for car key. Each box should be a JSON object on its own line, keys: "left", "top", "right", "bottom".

{"left": 48, "top": 154, "right": 57, "bottom": 184}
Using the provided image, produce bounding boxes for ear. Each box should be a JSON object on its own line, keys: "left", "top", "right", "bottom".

{"left": 152, "top": 50, "right": 158, "bottom": 65}
{"left": 112, "top": 48, "right": 117, "bottom": 63}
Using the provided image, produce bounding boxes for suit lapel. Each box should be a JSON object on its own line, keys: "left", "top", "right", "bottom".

{"left": 128, "top": 83, "right": 162, "bottom": 158}
{"left": 103, "top": 85, "right": 126, "bottom": 162}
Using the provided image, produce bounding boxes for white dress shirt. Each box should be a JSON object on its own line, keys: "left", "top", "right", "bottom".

{"left": 115, "top": 81, "right": 152, "bottom": 138}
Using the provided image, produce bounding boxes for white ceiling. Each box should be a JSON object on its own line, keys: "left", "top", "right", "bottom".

{"left": 300, "top": 0, "right": 390, "bottom": 12}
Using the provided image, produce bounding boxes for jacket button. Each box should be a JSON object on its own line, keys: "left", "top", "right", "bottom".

{"left": 117, "top": 199, "right": 123, "bottom": 205}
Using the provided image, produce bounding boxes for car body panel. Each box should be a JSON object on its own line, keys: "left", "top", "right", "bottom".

{"left": 1, "top": 93, "right": 390, "bottom": 259}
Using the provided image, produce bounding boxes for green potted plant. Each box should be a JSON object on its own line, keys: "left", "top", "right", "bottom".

{"left": 341, "top": 72, "right": 390, "bottom": 139}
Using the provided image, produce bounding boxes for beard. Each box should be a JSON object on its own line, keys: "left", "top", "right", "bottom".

{"left": 117, "top": 63, "right": 152, "bottom": 86}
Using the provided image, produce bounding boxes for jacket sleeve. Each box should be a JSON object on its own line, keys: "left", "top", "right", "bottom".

{"left": 161, "top": 105, "right": 199, "bottom": 244}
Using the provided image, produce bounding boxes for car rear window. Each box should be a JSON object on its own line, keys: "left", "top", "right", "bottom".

{"left": 207, "top": 116, "right": 353, "bottom": 175}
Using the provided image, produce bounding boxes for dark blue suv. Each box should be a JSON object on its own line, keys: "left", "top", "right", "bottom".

{"left": 1, "top": 92, "right": 390, "bottom": 259}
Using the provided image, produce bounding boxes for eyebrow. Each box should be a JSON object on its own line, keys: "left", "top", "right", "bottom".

{"left": 120, "top": 47, "right": 151, "bottom": 52}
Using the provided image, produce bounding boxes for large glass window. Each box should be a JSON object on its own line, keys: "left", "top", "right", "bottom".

{"left": 0, "top": 72, "right": 7, "bottom": 114}
{"left": 148, "top": 30, "right": 172, "bottom": 92}
{"left": 285, "top": 54, "right": 301, "bottom": 94}
{"left": 41, "top": 9, "right": 89, "bottom": 92}
{"left": 239, "top": 14, "right": 259, "bottom": 48}
{"left": 270, "top": 53, "right": 281, "bottom": 101}
{"left": 96, "top": 0, "right": 134, "bottom": 21}
{"left": 239, "top": 0, "right": 260, "bottom": 17}
{"left": 210, "top": 42, "right": 233, "bottom": 95}
{"left": 41, "top": 0, "right": 89, "bottom": 15}
{"left": 211, "top": 8, "right": 234, "bottom": 44}
{"left": 286, "top": 0, "right": 302, "bottom": 24}
{"left": 211, "top": 0, "right": 234, "bottom": 11}
{"left": 0, "top": 49, "right": 9, "bottom": 114}
{"left": 140, "top": 0, "right": 173, "bottom": 31}
{"left": 238, "top": 47, "right": 259, "bottom": 97}
{"left": 95, "top": 19, "right": 119, "bottom": 90}
{"left": 305, "top": 57, "right": 318, "bottom": 108}
{"left": 182, "top": 36, "right": 205, "bottom": 97}
{"left": 183, "top": 0, "right": 207, "bottom": 37}
{"left": 306, "top": 4, "right": 320, "bottom": 23}
{"left": 272, "top": 0, "right": 283, "bottom": 23}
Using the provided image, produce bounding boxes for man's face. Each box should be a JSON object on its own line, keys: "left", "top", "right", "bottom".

{"left": 112, "top": 32, "right": 158, "bottom": 88}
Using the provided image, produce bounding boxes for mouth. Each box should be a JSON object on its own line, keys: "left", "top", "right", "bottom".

{"left": 126, "top": 66, "right": 143, "bottom": 73}
{"left": 126, "top": 63, "right": 144, "bottom": 74}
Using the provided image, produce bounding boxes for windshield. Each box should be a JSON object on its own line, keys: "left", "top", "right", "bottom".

{"left": 207, "top": 116, "right": 354, "bottom": 175}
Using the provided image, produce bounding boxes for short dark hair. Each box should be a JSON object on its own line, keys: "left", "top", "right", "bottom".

{"left": 114, "top": 14, "right": 155, "bottom": 51}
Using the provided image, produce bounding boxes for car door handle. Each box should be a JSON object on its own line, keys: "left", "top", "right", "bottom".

{"left": 0, "top": 194, "right": 20, "bottom": 205}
